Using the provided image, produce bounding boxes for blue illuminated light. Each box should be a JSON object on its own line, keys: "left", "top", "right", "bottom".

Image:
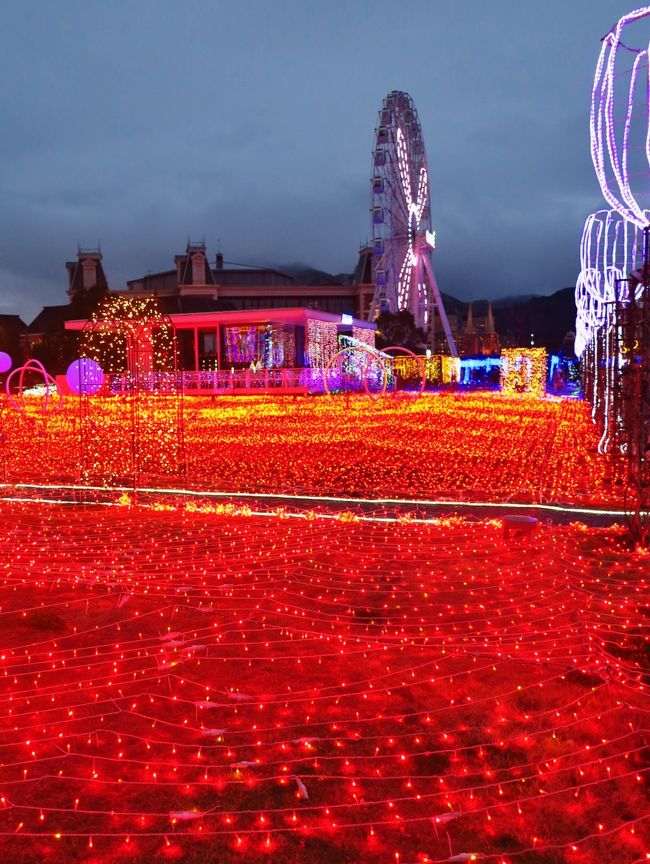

{"left": 459, "top": 357, "right": 501, "bottom": 385}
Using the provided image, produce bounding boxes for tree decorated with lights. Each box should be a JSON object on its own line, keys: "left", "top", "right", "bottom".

{"left": 77, "top": 294, "right": 184, "bottom": 486}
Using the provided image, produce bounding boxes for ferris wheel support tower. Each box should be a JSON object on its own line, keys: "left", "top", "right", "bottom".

{"left": 369, "top": 90, "right": 457, "bottom": 357}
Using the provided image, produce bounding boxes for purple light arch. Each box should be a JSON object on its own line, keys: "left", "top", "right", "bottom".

{"left": 575, "top": 209, "right": 649, "bottom": 356}
{"left": 591, "top": 6, "right": 650, "bottom": 227}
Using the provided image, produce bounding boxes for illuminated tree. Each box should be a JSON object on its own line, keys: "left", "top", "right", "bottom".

{"left": 375, "top": 310, "right": 427, "bottom": 354}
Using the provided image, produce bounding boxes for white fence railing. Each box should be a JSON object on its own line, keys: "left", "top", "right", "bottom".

{"left": 181, "top": 369, "right": 323, "bottom": 391}
{"left": 105, "top": 369, "right": 330, "bottom": 395}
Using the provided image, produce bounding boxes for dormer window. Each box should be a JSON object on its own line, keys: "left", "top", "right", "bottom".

{"left": 82, "top": 258, "right": 96, "bottom": 289}
{"left": 191, "top": 253, "right": 204, "bottom": 285}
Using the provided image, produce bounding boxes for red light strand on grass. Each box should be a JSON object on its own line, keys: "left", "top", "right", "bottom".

{"left": 0, "top": 502, "right": 647, "bottom": 862}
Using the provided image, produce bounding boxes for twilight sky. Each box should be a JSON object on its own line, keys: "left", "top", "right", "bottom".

{"left": 0, "top": 0, "right": 641, "bottom": 322}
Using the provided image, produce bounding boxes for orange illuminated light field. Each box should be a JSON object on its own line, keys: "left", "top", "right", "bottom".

{"left": 0, "top": 392, "right": 623, "bottom": 506}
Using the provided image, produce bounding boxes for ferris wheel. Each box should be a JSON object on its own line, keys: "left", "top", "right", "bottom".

{"left": 369, "top": 91, "right": 457, "bottom": 356}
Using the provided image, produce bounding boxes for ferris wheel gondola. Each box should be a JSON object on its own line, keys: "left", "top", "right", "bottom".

{"left": 369, "top": 91, "right": 457, "bottom": 357}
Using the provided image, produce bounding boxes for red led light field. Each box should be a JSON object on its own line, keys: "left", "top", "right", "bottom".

{"left": 0, "top": 502, "right": 647, "bottom": 863}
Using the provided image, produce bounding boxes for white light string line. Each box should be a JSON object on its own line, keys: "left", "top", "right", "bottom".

{"left": 3, "top": 483, "right": 643, "bottom": 519}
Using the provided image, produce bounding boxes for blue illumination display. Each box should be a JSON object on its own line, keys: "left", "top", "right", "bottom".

{"left": 459, "top": 357, "right": 501, "bottom": 385}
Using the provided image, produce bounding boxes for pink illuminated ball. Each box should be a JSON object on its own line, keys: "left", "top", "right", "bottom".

{"left": 66, "top": 358, "right": 104, "bottom": 396}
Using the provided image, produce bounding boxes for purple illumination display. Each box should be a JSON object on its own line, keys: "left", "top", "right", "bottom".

{"left": 575, "top": 209, "right": 650, "bottom": 356}
{"left": 0, "top": 352, "right": 12, "bottom": 373}
{"left": 394, "top": 126, "right": 429, "bottom": 310}
{"left": 591, "top": 7, "right": 650, "bottom": 226}
{"left": 66, "top": 358, "right": 104, "bottom": 395}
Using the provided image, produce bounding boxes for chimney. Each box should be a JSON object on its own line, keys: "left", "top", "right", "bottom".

{"left": 215, "top": 252, "right": 224, "bottom": 270}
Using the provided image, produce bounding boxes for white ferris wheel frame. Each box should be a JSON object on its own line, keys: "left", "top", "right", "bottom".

{"left": 369, "top": 91, "right": 458, "bottom": 357}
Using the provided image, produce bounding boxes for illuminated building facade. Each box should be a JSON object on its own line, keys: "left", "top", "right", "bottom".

{"left": 66, "top": 306, "right": 374, "bottom": 378}
{"left": 454, "top": 301, "right": 500, "bottom": 356}
{"left": 26, "top": 244, "right": 375, "bottom": 376}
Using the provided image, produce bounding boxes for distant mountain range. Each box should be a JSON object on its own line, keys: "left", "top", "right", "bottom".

{"left": 491, "top": 293, "right": 542, "bottom": 307}
{"left": 278, "top": 263, "right": 349, "bottom": 286}
{"left": 490, "top": 287, "right": 576, "bottom": 353}
{"left": 440, "top": 288, "right": 576, "bottom": 351}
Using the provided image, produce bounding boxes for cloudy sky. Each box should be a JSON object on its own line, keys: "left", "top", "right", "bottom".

{"left": 0, "top": 0, "right": 641, "bottom": 322}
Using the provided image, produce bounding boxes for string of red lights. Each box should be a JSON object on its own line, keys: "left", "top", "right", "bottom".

{"left": 0, "top": 501, "right": 647, "bottom": 863}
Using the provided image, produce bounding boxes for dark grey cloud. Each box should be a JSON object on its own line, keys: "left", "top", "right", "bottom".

{"left": 0, "top": 0, "right": 640, "bottom": 322}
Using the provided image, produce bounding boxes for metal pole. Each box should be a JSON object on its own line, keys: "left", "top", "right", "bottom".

{"left": 626, "top": 227, "right": 650, "bottom": 544}
{"left": 421, "top": 253, "right": 458, "bottom": 358}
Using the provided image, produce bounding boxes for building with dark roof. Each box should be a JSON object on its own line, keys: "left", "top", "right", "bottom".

{"left": 25, "top": 305, "right": 83, "bottom": 372}
{"left": 0, "top": 314, "right": 27, "bottom": 363}
{"left": 27, "top": 241, "right": 377, "bottom": 378}
{"left": 126, "top": 241, "right": 375, "bottom": 319}
{"left": 455, "top": 302, "right": 500, "bottom": 356}
{"left": 65, "top": 248, "right": 109, "bottom": 300}
{"left": 25, "top": 248, "right": 111, "bottom": 372}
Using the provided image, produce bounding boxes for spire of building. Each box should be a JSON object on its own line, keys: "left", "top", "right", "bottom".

{"left": 465, "top": 302, "right": 475, "bottom": 334}
{"left": 66, "top": 248, "right": 109, "bottom": 300}
{"left": 486, "top": 301, "right": 495, "bottom": 333}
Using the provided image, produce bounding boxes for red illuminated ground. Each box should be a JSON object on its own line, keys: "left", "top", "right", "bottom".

{"left": 0, "top": 501, "right": 647, "bottom": 863}
{"left": 0, "top": 392, "right": 623, "bottom": 506}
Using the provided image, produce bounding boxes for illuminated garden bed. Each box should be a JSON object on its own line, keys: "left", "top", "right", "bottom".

{"left": 0, "top": 501, "right": 647, "bottom": 863}
{"left": 0, "top": 392, "right": 622, "bottom": 507}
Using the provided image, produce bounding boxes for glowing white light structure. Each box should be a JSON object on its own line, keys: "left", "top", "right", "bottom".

{"left": 587, "top": 10, "right": 650, "bottom": 528}
{"left": 591, "top": 6, "right": 650, "bottom": 226}
{"left": 370, "top": 91, "right": 457, "bottom": 356}
{"left": 575, "top": 209, "right": 649, "bottom": 357}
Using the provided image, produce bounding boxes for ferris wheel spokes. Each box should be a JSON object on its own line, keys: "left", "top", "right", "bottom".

{"left": 369, "top": 90, "right": 458, "bottom": 357}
